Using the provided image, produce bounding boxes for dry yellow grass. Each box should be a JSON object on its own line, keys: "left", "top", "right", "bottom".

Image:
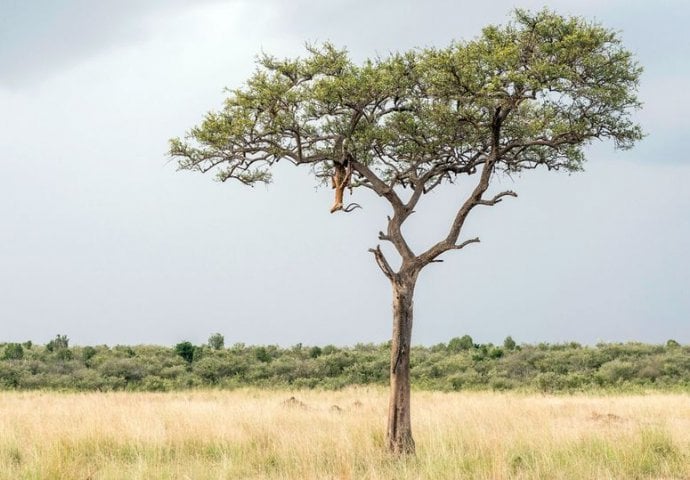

{"left": 0, "top": 388, "right": 689, "bottom": 479}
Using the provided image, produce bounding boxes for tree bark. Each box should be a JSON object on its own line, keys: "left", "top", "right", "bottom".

{"left": 387, "top": 274, "right": 417, "bottom": 455}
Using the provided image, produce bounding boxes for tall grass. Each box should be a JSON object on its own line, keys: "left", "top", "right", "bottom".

{"left": 0, "top": 389, "right": 688, "bottom": 479}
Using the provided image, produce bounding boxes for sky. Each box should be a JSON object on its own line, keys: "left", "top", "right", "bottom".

{"left": 0, "top": 0, "right": 688, "bottom": 347}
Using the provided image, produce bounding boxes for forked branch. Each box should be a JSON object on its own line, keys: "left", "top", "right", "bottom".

{"left": 426, "top": 237, "right": 481, "bottom": 263}
{"left": 369, "top": 245, "right": 395, "bottom": 280}
{"left": 476, "top": 190, "right": 518, "bottom": 206}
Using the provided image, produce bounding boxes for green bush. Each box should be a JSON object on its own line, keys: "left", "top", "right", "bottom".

{"left": 81, "top": 346, "right": 97, "bottom": 364}
{"left": 55, "top": 349, "right": 73, "bottom": 361}
{"left": 534, "top": 372, "right": 566, "bottom": 392}
{"left": 99, "top": 358, "right": 145, "bottom": 383}
{"left": 448, "top": 335, "right": 474, "bottom": 352}
{"left": 3, "top": 343, "right": 24, "bottom": 360}
{"left": 208, "top": 333, "right": 225, "bottom": 350}
{"left": 597, "top": 359, "right": 636, "bottom": 384}
{"left": 46, "top": 335, "right": 69, "bottom": 352}
{"left": 174, "top": 342, "right": 196, "bottom": 364}
{"left": 0, "top": 363, "right": 22, "bottom": 388}
{"left": 255, "top": 346, "right": 271, "bottom": 363}
{"left": 193, "top": 356, "right": 234, "bottom": 383}
{"left": 309, "top": 346, "right": 322, "bottom": 358}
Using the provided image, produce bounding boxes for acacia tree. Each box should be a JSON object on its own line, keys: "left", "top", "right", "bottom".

{"left": 170, "top": 9, "right": 641, "bottom": 454}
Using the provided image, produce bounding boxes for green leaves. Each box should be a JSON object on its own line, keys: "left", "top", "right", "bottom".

{"left": 170, "top": 9, "right": 642, "bottom": 192}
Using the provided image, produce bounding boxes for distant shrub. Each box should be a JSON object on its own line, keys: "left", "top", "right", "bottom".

{"left": 320, "top": 352, "right": 355, "bottom": 377}
{"left": 3, "top": 343, "right": 24, "bottom": 360}
{"left": 208, "top": 333, "right": 225, "bottom": 350}
{"left": 142, "top": 377, "right": 169, "bottom": 391}
{"left": 82, "top": 346, "right": 97, "bottom": 364}
{"left": 597, "top": 359, "right": 635, "bottom": 384}
{"left": 0, "top": 363, "right": 21, "bottom": 388}
{"left": 534, "top": 372, "right": 566, "bottom": 392}
{"left": 638, "top": 359, "right": 662, "bottom": 382}
{"left": 489, "top": 347, "right": 504, "bottom": 359}
{"left": 99, "top": 358, "right": 145, "bottom": 383}
{"left": 322, "top": 345, "right": 338, "bottom": 355}
{"left": 255, "top": 346, "right": 271, "bottom": 363}
{"left": 55, "top": 349, "right": 73, "bottom": 361}
{"left": 448, "top": 369, "right": 482, "bottom": 390}
{"left": 448, "top": 335, "right": 474, "bottom": 352}
{"left": 159, "top": 365, "right": 186, "bottom": 379}
{"left": 114, "top": 346, "right": 136, "bottom": 358}
{"left": 46, "top": 335, "right": 69, "bottom": 352}
{"left": 174, "top": 342, "right": 196, "bottom": 364}
{"left": 490, "top": 377, "right": 515, "bottom": 391}
{"left": 193, "top": 357, "right": 232, "bottom": 383}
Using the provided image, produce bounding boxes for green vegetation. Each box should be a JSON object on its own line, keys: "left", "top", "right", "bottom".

{"left": 207, "top": 333, "right": 225, "bottom": 350}
{"left": 0, "top": 335, "right": 688, "bottom": 392}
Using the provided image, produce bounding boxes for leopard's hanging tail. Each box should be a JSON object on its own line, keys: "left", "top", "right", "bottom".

{"left": 342, "top": 203, "right": 362, "bottom": 212}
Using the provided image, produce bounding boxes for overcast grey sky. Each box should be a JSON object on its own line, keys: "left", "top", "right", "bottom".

{"left": 1, "top": 0, "right": 688, "bottom": 347}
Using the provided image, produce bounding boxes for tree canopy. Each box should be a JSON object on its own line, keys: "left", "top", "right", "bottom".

{"left": 171, "top": 9, "right": 640, "bottom": 185}
{"left": 170, "top": 8, "right": 641, "bottom": 271}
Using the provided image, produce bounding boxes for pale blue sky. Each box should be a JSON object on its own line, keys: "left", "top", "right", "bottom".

{"left": 0, "top": 0, "right": 688, "bottom": 346}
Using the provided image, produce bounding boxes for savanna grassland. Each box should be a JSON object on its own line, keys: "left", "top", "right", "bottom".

{"left": 1, "top": 388, "right": 689, "bottom": 479}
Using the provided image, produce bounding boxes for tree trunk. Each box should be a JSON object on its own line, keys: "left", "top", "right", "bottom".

{"left": 387, "top": 275, "right": 417, "bottom": 455}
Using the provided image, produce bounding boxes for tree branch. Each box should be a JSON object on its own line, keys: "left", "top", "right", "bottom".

{"left": 453, "top": 237, "right": 481, "bottom": 249}
{"left": 426, "top": 237, "right": 481, "bottom": 264}
{"left": 351, "top": 159, "right": 405, "bottom": 211}
{"left": 368, "top": 245, "right": 395, "bottom": 280}
{"left": 414, "top": 108, "right": 506, "bottom": 268}
{"left": 476, "top": 190, "right": 518, "bottom": 206}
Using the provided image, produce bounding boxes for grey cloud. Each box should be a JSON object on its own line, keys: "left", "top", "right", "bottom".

{"left": 0, "top": 0, "right": 225, "bottom": 87}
